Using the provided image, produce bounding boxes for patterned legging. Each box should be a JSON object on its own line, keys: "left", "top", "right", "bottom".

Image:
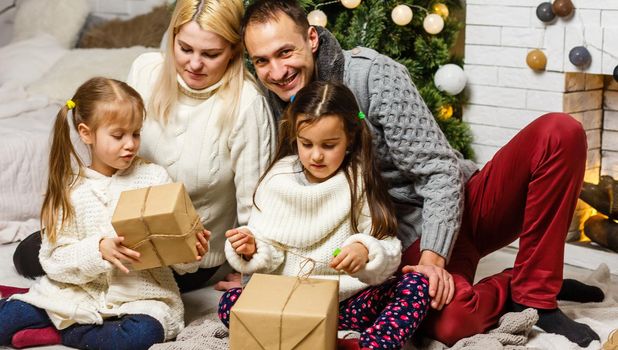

{"left": 218, "top": 272, "right": 430, "bottom": 349}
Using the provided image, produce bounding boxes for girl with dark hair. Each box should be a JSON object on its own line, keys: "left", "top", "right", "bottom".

{"left": 218, "top": 81, "right": 430, "bottom": 350}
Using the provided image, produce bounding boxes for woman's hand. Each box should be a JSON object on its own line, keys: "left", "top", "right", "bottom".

{"left": 401, "top": 250, "right": 454, "bottom": 310}
{"left": 225, "top": 228, "right": 256, "bottom": 260}
{"left": 99, "top": 236, "right": 140, "bottom": 274}
{"left": 195, "top": 229, "right": 211, "bottom": 260}
{"left": 329, "top": 242, "right": 369, "bottom": 274}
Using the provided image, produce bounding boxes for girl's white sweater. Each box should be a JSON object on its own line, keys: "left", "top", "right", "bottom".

{"left": 225, "top": 156, "right": 402, "bottom": 300}
{"left": 12, "top": 162, "right": 198, "bottom": 340}
{"left": 127, "top": 52, "right": 275, "bottom": 268}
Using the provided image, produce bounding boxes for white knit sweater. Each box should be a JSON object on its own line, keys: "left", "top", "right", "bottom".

{"left": 225, "top": 156, "right": 402, "bottom": 301}
{"left": 12, "top": 162, "right": 199, "bottom": 340}
{"left": 127, "top": 52, "right": 275, "bottom": 268}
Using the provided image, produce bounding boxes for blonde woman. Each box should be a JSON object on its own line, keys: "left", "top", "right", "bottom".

{"left": 126, "top": 0, "right": 275, "bottom": 291}
{"left": 9, "top": 0, "right": 275, "bottom": 291}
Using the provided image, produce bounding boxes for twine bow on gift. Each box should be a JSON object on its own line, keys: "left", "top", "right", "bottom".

{"left": 235, "top": 232, "right": 342, "bottom": 349}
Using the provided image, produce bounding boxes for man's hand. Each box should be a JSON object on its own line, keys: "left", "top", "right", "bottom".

{"left": 402, "top": 250, "right": 454, "bottom": 310}
{"left": 99, "top": 236, "right": 140, "bottom": 274}
{"left": 225, "top": 228, "right": 256, "bottom": 260}
{"left": 329, "top": 242, "right": 369, "bottom": 274}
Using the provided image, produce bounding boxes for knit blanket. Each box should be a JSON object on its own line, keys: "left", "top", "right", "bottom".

{"left": 149, "top": 313, "right": 228, "bottom": 350}
{"left": 149, "top": 309, "right": 539, "bottom": 350}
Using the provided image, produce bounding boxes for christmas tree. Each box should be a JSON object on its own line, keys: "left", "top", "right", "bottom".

{"left": 300, "top": 0, "right": 473, "bottom": 159}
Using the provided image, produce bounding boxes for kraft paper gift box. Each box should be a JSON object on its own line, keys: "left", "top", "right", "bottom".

{"left": 230, "top": 273, "right": 338, "bottom": 350}
{"left": 111, "top": 182, "right": 201, "bottom": 271}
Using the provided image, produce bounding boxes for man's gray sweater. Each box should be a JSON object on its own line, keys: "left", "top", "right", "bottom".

{"left": 264, "top": 28, "right": 478, "bottom": 260}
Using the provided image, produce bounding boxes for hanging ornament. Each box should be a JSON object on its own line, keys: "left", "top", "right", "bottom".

{"left": 423, "top": 13, "right": 445, "bottom": 35}
{"left": 434, "top": 64, "right": 467, "bottom": 95}
{"left": 341, "top": 0, "right": 361, "bottom": 9}
{"left": 552, "top": 0, "right": 574, "bottom": 17}
{"left": 432, "top": 3, "right": 449, "bottom": 19}
{"left": 307, "top": 9, "right": 327, "bottom": 27}
{"left": 536, "top": 2, "right": 555, "bottom": 22}
{"left": 526, "top": 49, "right": 547, "bottom": 71}
{"left": 569, "top": 46, "right": 591, "bottom": 67}
{"left": 614, "top": 65, "right": 618, "bottom": 83}
{"left": 438, "top": 105, "right": 453, "bottom": 120}
{"left": 391, "top": 4, "right": 413, "bottom": 26}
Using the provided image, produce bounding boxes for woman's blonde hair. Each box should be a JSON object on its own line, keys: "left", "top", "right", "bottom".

{"left": 151, "top": 0, "right": 247, "bottom": 128}
{"left": 41, "top": 77, "right": 145, "bottom": 243}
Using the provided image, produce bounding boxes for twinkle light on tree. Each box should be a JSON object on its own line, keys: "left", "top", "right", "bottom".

{"left": 322, "top": 0, "right": 473, "bottom": 158}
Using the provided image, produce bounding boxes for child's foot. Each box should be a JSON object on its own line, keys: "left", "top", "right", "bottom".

{"left": 11, "top": 327, "right": 61, "bottom": 349}
{"left": 214, "top": 272, "right": 242, "bottom": 291}
{"left": 557, "top": 279, "right": 605, "bottom": 303}
{"left": 512, "top": 301, "right": 600, "bottom": 347}
{"left": 0, "top": 285, "right": 29, "bottom": 299}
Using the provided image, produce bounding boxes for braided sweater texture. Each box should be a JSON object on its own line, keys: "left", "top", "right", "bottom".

{"left": 263, "top": 28, "right": 477, "bottom": 259}
{"left": 127, "top": 53, "right": 276, "bottom": 268}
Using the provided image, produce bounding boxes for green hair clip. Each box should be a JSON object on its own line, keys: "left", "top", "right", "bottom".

{"left": 358, "top": 111, "right": 366, "bottom": 120}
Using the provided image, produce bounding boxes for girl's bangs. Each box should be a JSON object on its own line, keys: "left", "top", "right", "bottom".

{"left": 95, "top": 98, "right": 144, "bottom": 130}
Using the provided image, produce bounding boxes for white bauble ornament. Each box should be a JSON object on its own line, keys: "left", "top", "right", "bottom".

{"left": 434, "top": 64, "right": 467, "bottom": 95}
{"left": 423, "top": 13, "right": 444, "bottom": 34}
{"left": 391, "top": 4, "right": 413, "bottom": 26}
{"left": 341, "top": 0, "right": 361, "bottom": 9}
{"left": 307, "top": 9, "right": 327, "bottom": 27}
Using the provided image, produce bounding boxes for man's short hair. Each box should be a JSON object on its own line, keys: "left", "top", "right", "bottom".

{"left": 241, "top": 0, "right": 310, "bottom": 41}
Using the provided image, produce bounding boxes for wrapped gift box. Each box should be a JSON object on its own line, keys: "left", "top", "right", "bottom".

{"left": 230, "top": 273, "right": 338, "bottom": 350}
{"left": 111, "top": 182, "right": 201, "bottom": 270}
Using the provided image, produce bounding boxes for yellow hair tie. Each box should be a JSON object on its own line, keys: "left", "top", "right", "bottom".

{"left": 66, "top": 99, "right": 76, "bottom": 110}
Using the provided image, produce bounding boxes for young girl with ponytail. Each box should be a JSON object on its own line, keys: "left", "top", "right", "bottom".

{"left": 0, "top": 77, "right": 208, "bottom": 350}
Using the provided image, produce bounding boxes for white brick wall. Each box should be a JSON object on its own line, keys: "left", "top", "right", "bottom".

{"left": 464, "top": 0, "right": 618, "bottom": 181}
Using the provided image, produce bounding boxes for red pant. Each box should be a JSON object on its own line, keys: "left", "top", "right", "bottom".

{"left": 401, "top": 113, "right": 587, "bottom": 345}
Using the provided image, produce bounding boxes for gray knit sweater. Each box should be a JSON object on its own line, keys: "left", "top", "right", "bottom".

{"left": 264, "top": 28, "right": 477, "bottom": 260}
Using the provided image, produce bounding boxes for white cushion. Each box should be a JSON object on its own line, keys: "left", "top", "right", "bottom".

{"left": 12, "top": 0, "right": 90, "bottom": 48}
{"left": 27, "top": 46, "right": 156, "bottom": 101}
{"left": 0, "top": 34, "right": 67, "bottom": 86}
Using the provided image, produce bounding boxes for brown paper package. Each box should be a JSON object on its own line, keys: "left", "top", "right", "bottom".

{"left": 230, "top": 273, "right": 338, "bottom": 350}
{"left": 111, "top": 182, "right": 200, "bottom": 270}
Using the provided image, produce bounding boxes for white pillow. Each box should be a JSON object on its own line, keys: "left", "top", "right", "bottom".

{"left": 27, "top": 46, "right": 156, "bottom": 101}
{"left": 12, "top": 0, "right": 90, "bottom": 48}
{"left": 0, "top": 33, "right": 67, "bottom": 86}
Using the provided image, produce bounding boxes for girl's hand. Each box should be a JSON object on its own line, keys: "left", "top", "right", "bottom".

{"left": 329, "top": 242, "right": 369, "bottom": 274}
{"left": 225, "top": 228, "right": 256, "bottom": 260}
{"left": 195, "top": 229, "right": 211, "bottom": 260}
{"left": 99, "top": 236, "right": 140, "bottom": 274}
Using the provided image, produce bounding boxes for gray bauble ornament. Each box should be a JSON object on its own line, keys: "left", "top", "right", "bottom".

{"left": 569, "top": 46, "right": 591, "bottom": 67}
{"left": 536, "top": 2, "right": 555, "bottom": 22}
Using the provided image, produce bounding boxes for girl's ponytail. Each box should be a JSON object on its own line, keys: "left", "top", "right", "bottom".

{"left": 41, "top": 102, "right": 85, "bottom": 243}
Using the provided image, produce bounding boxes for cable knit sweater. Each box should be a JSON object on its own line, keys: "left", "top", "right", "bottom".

{"left": 11, "top": 162, "right": 199, "bottom": 340}
{"left": 263, "top": 28, "right": 477, "bottom": 260}
{"left": 224, "top": 156, "right": 402, "bottom": 301}
{"left": 127, "top": 53, "right": 276, "bottom": 268}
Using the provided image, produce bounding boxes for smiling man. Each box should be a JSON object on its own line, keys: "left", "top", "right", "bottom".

{"left": 241, "top": 0, "right": 602, "bottom": 347}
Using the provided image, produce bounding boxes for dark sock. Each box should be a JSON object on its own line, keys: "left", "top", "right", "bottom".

{"left": 558, "top": 279, "right": 605, "bottom": 303}
{"left": 512, "top": 302, "right": 600, "bottom": 347}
